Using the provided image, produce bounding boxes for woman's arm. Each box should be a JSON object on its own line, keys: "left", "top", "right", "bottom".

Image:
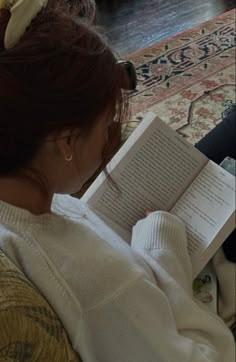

{"left": 128, "top": 212, "right": 234, "bottom": 361}
{"left": 83, "top": 211, "right": 235, "bottom": 361}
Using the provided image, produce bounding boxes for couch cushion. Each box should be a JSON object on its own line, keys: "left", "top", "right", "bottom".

{"left": 0, "top": 249, "right": 80, "bottom": 361}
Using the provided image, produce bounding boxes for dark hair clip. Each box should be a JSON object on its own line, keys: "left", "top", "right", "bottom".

{"left": 118, "top": 60, "right": 137, "bottom": 91}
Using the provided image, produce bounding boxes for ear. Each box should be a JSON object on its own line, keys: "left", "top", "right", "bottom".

{"left": 55, "top": 129, "right": 77, "bottom": 160}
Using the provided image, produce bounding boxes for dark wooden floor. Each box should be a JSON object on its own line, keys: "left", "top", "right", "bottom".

{"left": 96, "top": 0, "right": 235, "bottom": 56}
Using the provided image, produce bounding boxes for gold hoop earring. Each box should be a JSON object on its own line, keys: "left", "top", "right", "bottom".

{"left": 65, "top": 154, "right": 73, "bottom": 162}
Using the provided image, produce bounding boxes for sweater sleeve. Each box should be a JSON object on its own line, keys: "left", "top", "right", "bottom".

{"left": 125, "top": 211, "right": 235, "bottom": 362}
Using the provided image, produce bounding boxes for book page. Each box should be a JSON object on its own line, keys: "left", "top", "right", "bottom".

{"left": 82, "top": 112, "right": 208, "bottom": 239}
{"left": 171, "top": 160, "right": 236, "bottom": 277}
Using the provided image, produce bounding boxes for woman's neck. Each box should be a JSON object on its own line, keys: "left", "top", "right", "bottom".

{"left": 0, "top": 176, "right": 53, "bottom": 215}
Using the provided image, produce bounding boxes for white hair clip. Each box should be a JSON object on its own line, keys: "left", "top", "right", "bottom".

{"left": 0, "top": 0, "right": 48, "bottom": 49}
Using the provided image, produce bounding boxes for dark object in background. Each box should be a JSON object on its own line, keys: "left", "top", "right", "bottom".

{"left": 195, "top": 104, "right": 236, "bottom": 263}
{"left": 118, "top": 60, "right": 137, "bottom": 90}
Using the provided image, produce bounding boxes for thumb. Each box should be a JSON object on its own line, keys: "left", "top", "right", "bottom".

{"left": 145, "top": 209, "right": 154, "bottom": 217}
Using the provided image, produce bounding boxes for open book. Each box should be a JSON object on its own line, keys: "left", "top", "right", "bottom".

{"left": 82, "top": 112, "right": 236, "bottom": 278}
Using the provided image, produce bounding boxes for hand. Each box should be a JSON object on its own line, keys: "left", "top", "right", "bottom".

{"left": 145, "top": 209, "right": 156, "bottom": 217}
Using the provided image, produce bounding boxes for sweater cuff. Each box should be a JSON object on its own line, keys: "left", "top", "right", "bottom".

{"left": 131, "top": 211, "right": 188, "bottom": 257}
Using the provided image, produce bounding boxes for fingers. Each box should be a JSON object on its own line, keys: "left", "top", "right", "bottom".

{"left": 145, "top": 209, "right": 154, "bottom": 217}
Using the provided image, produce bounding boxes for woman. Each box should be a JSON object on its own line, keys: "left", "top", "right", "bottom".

{"left": 0, "top": 0, "right": 235, "bottom": 361}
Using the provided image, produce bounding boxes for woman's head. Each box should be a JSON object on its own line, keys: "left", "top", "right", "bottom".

{"left": 0, "top": 0, "right": 130, "bottom": 196}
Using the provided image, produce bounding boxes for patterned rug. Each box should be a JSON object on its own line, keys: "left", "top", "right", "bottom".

{"left": 76, "top": 10, "right": 235, "bottom": 197}
{"left": 124, "top": 9, "right": 236, "bottom": 144}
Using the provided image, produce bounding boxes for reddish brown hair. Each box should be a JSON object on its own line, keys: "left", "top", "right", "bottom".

{"left": 0, "top": 0, "right": 129, "bottom": 176}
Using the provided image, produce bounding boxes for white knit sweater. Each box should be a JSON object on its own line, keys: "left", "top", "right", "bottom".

{"left": 0, "top": 194, "right": 235, "bottom": 362}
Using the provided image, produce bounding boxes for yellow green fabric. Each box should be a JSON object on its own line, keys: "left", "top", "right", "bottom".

{"left": 0, "top": 249, "right": 80, "bottom": 361}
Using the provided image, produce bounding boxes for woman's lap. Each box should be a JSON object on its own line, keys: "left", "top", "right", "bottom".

{"left": 195, "top": 104, "right": 236, "bottom": 163}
